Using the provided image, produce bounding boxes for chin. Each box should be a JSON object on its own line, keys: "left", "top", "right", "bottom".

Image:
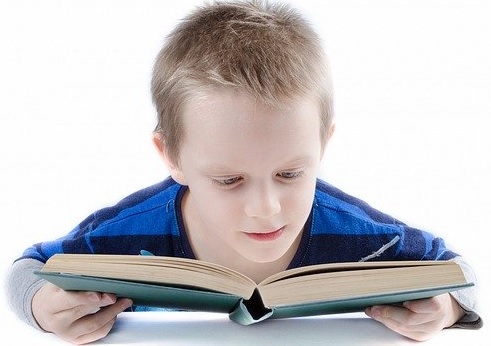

{"left": 247, "top": 250, "right": 288, "bottom": 264}
{"left": 239, "top": 237, "right": 297, "bottom": 264}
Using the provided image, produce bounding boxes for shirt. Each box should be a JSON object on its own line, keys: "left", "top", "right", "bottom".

{"left": 19, "top": 177, "right": 458, "bottom": 265}
{"left": 9, "top": 177, "right": 482, "bottom": 330}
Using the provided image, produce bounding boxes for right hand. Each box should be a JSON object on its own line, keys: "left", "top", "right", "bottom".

{"left": 32, "top": 282, "right": 133, "bottom": 344}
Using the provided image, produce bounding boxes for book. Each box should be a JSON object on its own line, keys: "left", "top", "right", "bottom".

{"left": 35, "top": 254, "right": 473, "bottom": 325}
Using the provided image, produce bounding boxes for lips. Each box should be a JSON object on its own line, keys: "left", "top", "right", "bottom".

{"left": 246, "top": 227, "right": 284, "bottom": 241}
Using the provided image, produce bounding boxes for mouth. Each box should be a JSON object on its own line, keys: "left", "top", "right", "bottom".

{"left": 245, "top": 227, "right": 284, "bottom": 242}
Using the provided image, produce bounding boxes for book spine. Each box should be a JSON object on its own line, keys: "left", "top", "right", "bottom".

{"left": 229, "top": 299, "right": 273, "bottom": 325}
{"left": 228, "top": 289, "right": 273, "bottom": 325}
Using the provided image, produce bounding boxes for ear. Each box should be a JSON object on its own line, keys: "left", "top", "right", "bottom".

{"left": 326, "top": 122, "right": 336, "bottom": 141}
{"left": 152, "top": 133, "right": 188, "bottom": 185}
{"left": 320, "top": 122, "right": 336, "bottom": 157}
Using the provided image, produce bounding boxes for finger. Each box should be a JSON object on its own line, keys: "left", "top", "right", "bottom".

{"left": 367, "top": 303, "right": 438, "bottom": 326}
{"left": 403, "top": 295, "right": 445, "bottom": 314}
{"left": 61, "top": 291, "right": 118, "bottom": 311}
{"left": 56, "top": 291, "right": 118, "bottom": 321}
{"left": 366, "top": 305, "right": 411, "bottom": 323}
{"left": 42, "top": 283, "right": 118, "bottom": 313}
{"left": 365, "top": 305, "right": 441, "bottom": 341}
{"left": 34, "top": 285, "right": 107, "bottom": 332}
{"left": 61, "top": 298, "right": 133, "bottom": 344}
{"left": 72, "top": 316, "right": 117, "bottom": 345}
{"left": 375, "top": 315, "right": 440, "bottom": 342}
{"left": 43, "top": 290, "right": 120, "bottom": 334}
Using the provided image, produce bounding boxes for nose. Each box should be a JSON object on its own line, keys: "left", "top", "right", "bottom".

{"left": 244, "top": 183, "right": 281, "bottom": 219}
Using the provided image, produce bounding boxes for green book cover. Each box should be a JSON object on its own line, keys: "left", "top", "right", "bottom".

{"left": 35, "top": 272, "right": 242, "bottom": 314}
{"left": 34, "top": 270, "right": 473, "bottom": 325}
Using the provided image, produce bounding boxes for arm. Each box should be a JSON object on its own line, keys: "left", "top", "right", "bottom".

{"left": 6, "top": 258, "right": 133, "bottom": 344}
{"left": 448, "top": 256, "right": 483, "bottom": 329}
{"left": 6, "top": 258, "right": 46, "bottom": 329}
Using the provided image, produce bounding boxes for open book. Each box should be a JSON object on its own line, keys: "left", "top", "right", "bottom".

{"left": 35, "top": 254, "right": 472, "bottom": 325}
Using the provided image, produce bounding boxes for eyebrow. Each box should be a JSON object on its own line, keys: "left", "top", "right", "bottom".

{"left": 200, "top": 155, "right": 316, "bottom": 174}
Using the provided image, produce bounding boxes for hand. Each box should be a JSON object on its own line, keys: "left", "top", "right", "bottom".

{"left": 365, "top": 293, "right": 465, "bottom": 341}
{"left": 32, "top": 282, "right": 133, "bottom": 344}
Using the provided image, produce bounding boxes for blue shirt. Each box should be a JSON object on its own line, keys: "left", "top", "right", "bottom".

{"left": 19, "top": 177, "right": 457, "bottom": 266}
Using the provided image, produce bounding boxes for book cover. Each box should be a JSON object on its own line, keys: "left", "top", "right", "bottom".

{"left": 35, "top": 269, "right": 473, "bottom": 325}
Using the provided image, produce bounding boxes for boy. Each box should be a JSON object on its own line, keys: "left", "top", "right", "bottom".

{"left": 6, "top": 0, "right": 482, "bottom": 344}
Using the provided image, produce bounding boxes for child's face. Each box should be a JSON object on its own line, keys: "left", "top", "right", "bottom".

{"left": 170, "top": 91, "right": 325, "bottom": 264}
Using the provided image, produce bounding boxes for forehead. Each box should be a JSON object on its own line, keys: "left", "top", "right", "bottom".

{"left": 179, "top": 91, "right": 322, "bottom": 166}
{"left": 181, "top": 90, "right": 321, "bottom": 136}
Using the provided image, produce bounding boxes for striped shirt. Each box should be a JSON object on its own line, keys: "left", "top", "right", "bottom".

{"left": 19, "top": 177, "right": 457, "bottom": 266}
{"left": 12, "top": 177, "right": 483, "bottom": 329}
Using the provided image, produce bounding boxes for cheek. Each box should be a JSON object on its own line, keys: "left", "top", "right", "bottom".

{"left": 283, "top": 181, "right": 317, "bottom": 215}
{"left": 193, "top": 187, "right": 242, "bottom": 222}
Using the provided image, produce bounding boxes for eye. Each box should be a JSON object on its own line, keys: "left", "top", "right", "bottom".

{"left": 277, "top": 171, "right": 303, "bottom": 180}
{"left": 212, "top": 176, "right": 242, "bottom": 187}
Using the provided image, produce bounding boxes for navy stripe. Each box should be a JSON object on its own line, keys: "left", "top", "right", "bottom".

{"left": 315, "top": 179, "right": 403, "bottom": 225}
{"left": 76, "top": 178, "right": 176, "bottom": 233}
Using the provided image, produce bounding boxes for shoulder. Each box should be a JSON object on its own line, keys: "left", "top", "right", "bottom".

{"left": 78, "top": 177, "right": 184, "bottom": 234}
{"left": 314, "top": 179, "right": 399, "bottom": 225}
{"left": 309, "top": 179, "right": 457, "bottom": 261}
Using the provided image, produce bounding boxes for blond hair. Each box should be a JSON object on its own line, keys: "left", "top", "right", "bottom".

{"left": 151, "top": 0, "right": 333, "bottom": 163}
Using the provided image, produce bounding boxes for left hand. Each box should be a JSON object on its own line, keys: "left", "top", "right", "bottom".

{"left": 365, "top": 293, "right": 465, "bottom": 341}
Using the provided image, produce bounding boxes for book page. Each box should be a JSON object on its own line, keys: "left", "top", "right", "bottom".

{"left": 259, "top": 260, "right": 458, "bottom": 286}
{"left": 41, "top": 254, "right": 257, "bottom": 299}
{"left": 258, "top": 262, "right": 467, "bottom": 307}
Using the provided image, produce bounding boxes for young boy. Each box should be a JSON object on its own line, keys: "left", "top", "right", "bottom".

{"left": 6, "top": 0, "right": 482, "bottom": 344}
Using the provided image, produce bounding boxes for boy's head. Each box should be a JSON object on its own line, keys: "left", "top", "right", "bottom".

{"left": 151, "top": 0, "right": 333, "bottom": 165}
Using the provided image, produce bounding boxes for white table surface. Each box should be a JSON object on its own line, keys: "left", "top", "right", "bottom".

{"left": 4, "top": 310, "right": 487, "bottom": 345}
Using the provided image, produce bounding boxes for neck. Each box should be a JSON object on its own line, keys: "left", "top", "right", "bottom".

{"left": 181, "top": 191, "right": 299, "bottom": 283}
{"left": 195, "top": 241, "right": 295, "bottom": 283}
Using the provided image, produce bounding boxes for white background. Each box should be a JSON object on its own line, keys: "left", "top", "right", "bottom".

{"left": 1, "top": 0, "right": 489, "bottom": 334}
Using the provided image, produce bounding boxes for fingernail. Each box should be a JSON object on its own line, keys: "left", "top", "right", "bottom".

{"left": 368, "top": 306, "right": 381, "bottom": 319}
{"left": 101, "top": 293, "right": 116, "bottom": 304}
{"left": 122, "top": 298, "right": 133, "bottom": 309}
{"left": 88, "top": 292, "right": 101, "bottom": 302}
